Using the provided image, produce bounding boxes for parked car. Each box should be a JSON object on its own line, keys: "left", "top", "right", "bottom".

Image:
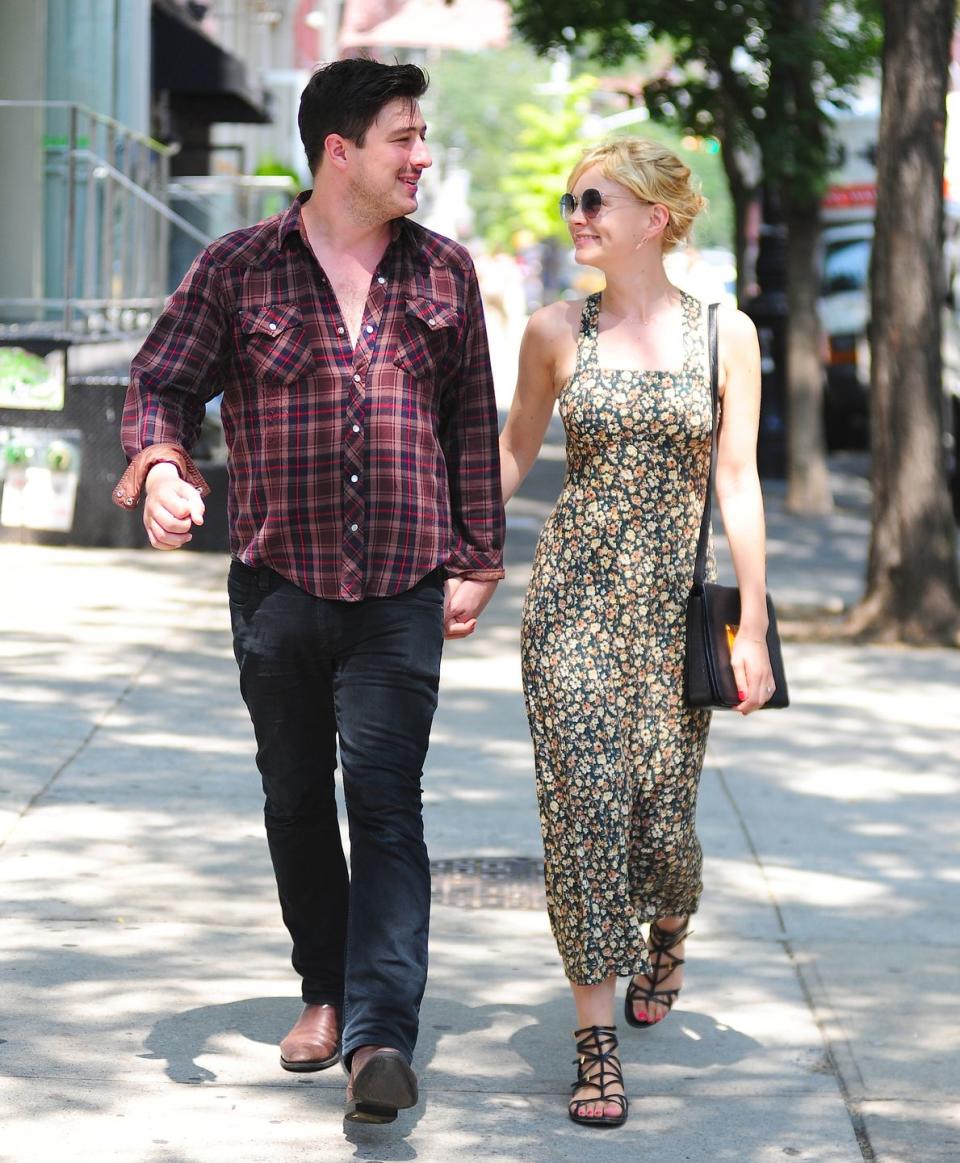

{"left": 817, "top": 221, "right": 873, "bottom": 448}
{"left": 817, "top": 222, "right": 960, "bottom": 470}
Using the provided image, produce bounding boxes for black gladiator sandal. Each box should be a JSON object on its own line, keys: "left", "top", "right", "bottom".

{"left": 624, "top": 919, "right": 691, "bottom": 1029}
{"left": 568, "top": 1025, "right": 628, "bottom": 1128}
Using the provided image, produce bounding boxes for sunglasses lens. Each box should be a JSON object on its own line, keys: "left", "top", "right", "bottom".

{"left": 581, "top": 189, "right": 603, "bottom": 218}
{"left": 559, "top": 193, "right": 576, "bottom": 220}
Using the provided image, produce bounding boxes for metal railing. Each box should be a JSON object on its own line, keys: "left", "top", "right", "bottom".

{"left": 0, "top": 101, "right": 298, "bottom": 345}
{"left": 0, "top": 100, "right": 211, "bottom": 341}
{"left": 166, "top": 174, "right": 297, "bottom": 289}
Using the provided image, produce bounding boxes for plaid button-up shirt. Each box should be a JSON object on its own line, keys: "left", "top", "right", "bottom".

{"left": 122, "top": 194, "right": 504, "bottom": 600}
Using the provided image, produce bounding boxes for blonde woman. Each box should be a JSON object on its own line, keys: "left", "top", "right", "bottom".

{"left": 499, "top": 139, "right": 774, "bottom": 1127}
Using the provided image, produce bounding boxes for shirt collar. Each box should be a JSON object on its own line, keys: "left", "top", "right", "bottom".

{"left": 277, "top": 191, "right": 311, "bottom": 250}
{"left": 278, "top": 192, "right": 422, "bottom": 270}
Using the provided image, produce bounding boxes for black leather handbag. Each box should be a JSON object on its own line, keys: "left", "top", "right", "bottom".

{"left": 683, "top": 304, "right": 790, "bottom": 710}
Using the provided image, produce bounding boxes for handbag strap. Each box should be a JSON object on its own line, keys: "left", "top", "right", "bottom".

{"left": 693, "top": 303, "right": 719, "bottom": 585}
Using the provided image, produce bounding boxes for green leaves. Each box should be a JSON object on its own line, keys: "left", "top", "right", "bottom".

{"left": 510, "top": 0, "right": 883, "bottom": 204}
{"left": 498, "top": 75, "right": 600, "bottom": 244}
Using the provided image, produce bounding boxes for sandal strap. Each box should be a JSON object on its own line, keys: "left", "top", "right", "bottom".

{"left": 570, "top": 1054, "right": 626, "bottom": 1090}
{"left": 626, "top": 977, "right": 681, "bottom": 1013}
{"left": 572, "top": 1025, "right": 618, "bottom": 1057}
{"left": 640, "top": 986, "right": 681, "bottom": 1006}
{"left": 647, "top": 921, "right": 689, "bottom": 979}
{"left": 649, "top": 920, "right": 691, "bottom": 953}
{"left": 573, "top": 1023, "right": 617, "bottom": 1040}
{"left": 627, "top": 923, "right": 690, "bottom": 1016}
{"left": 571, "top": 1025, "right": 625, "bottom": 1098}
{"left": 569, "top": 1092, "right": 628, "bottom": 1116}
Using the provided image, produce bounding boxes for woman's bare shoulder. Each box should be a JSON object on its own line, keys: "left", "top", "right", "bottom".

{"left": 519, "top": 299, "right": 584, "bottom": 394}
{"left": 716, "top": 303, "right": 759, "bottom": 350}
{"left": 524, "top": 297, "right": 584, "bottom": 347}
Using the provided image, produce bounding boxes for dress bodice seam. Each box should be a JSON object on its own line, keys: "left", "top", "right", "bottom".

{"left": 570, "top": 291, "right": 707, "bottom": 387}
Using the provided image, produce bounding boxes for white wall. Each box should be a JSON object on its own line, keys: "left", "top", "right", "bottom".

{"left": 0, "top": 0, "right": 49, "bottom": 311}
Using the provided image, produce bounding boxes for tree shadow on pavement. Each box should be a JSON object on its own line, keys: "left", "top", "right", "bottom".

{"left": 143, "top": 996, "right": 301, "bottom": 1084}
{"left": 142, "top": 989, "right": 763, "bottom": 1160}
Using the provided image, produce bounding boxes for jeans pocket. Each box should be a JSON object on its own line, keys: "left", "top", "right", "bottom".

{"left": 404, "top": 568, "right": 445, "bottom": 604}
{"left": 227, "top": 560, "right": 257, "bottom": 607}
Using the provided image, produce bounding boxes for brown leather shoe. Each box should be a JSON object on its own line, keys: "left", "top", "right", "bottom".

{"left": 344, "top": 1045, "right": 418, "bottom": 1124}
{"left": 279, "top": 1003, "right": 341, "bottom": 1072}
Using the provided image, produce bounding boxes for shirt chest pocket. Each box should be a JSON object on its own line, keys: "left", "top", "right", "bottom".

{"left": 393, "top": 298, "right": 462, "bottom": 378}
{"left": 240, "top": 304, "right": 315, "bottom": 386}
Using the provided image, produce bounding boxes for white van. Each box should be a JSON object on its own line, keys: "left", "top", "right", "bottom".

{"left": 817, "top": 220, "right": 960, "bottom": 483}
{"left": 818, "top": 220, "right": 873, "bottom": 447}
{"left": 818, "top": 94, "right": 960, "bottom": 471}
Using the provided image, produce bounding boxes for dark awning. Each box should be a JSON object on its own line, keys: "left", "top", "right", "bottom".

{"left": 152, "top": 1, "right": 271, "bottom": 125}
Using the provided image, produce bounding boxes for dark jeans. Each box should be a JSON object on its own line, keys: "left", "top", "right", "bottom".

{"left": 228, "top": 561, "right": 444, "bottom": 1067}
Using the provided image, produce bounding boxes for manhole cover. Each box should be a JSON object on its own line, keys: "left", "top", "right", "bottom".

{"left": 430, "top": 857, "right": 546, "bottom": 910}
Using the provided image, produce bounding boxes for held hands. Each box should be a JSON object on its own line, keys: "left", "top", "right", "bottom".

{"left": 444, "top": 577, "right": 498, "bottom": 639}
{"left": 730, "top": 632, "right": 776, "bottom": 715}
{"left": 143, "top": 462, "right": 205, "bottom": 550}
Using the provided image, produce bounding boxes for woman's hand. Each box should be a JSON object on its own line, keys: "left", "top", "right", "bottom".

{"left": 730, "top": 633, "right": 775, "bottom": 715}
{"left": 444, "top": 577, "right": 499, "bottom": 639}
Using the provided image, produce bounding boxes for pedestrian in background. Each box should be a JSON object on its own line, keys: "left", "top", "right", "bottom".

{"left": 113, "top": 58, "right": 503, "bottom": 1125}
{"left": 498, "top": 138, "right": 774, "bottom": 1127}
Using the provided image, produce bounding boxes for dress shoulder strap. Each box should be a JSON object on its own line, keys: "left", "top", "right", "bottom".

{"left": 680, "top": 292, "right": 708, "bottom": 378}
{"left": 573, "top": 292, "right": 601, "bottom": 376}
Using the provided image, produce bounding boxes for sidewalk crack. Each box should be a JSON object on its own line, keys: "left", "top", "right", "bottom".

{"left": 714, "top": 764, "right": 876, "bottom": 1163}
{"left": 0, "top": 645, "right": 161, "bottom": 851}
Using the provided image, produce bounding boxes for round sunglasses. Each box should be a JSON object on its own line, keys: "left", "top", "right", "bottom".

{"left": 559, "top": 188, "right": 646, "bottom": 221}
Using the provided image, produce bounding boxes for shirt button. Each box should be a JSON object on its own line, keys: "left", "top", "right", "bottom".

{"left": 268, "top": 322, "right": 277, "bottom": 331}
{"left": 428, "top": 319, "right": 438, "bottom": 327}
{"left": 337, "top": 326, "right": 344, "bottom": 335}
{"left": 352, "top": 424, "right": 360, "bottom": 433}
{"left": 377, "top": 276, "right": 386, "bottom": 285}
{"left": 353, "top": 373, "right": 361, "bottom": 383}
{"left": 350, "top": 523, "right": 359, "bottom": 532}
{"left": 350, "top": 474, "right": 358, "bottom": 482}
{"left": 365, "top": 324, "right": 374, "bottom": 334}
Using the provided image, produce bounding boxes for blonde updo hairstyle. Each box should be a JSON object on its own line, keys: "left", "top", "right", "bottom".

{"left": 568, "top": 138, "right": 707, "bottom": 253}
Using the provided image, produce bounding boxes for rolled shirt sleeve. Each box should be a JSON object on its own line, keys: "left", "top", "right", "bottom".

{"left": 121, "top": 249, "right": 231, "bottom": 465}
{"left": 114, "top": 197, "right": 503, "bottom": 598}
{"left": 438, "top": 259, "right": 505, "bottom": 579}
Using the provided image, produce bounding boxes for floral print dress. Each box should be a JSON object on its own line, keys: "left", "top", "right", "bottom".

{"left": 521, "top": 290, "right": 715, "bottom": 986}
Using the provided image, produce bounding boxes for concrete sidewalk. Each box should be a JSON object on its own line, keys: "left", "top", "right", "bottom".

{"left": 0, "top": 447, "right": 958, "bottom": 1162}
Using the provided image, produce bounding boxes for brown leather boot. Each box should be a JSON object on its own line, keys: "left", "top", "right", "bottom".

{"left": 279, "top": 1003, "right": 341, "bottom": 1072}
{"left": 344, "top": 1045, "right": 418, "bottom": 1124}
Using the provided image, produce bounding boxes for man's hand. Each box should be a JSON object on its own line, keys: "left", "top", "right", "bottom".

{"left": 443, "top": 577, "right": 499, "bottom": 639}
{"left": 143, "top": 462, "right": 205, "bottom": 550}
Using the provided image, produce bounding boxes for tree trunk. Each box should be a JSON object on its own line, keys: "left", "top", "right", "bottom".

{"left": 778, "top": 0, "right": 833, "bottom": 515}
{"left": 720, "top": 139, "right": 756, "bottom": 307}
{"left": 783, "top": 201, "right": 833, "bottom": 514}
{"left": 850, "top": 0, "right": 960, "bottom": 643}
{"left": 712, "top": 90, "right": 758, "bottom": 307}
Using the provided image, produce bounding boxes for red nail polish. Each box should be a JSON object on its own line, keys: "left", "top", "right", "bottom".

{"left": 738, "top": 690, "right": 746, "bottom": 701}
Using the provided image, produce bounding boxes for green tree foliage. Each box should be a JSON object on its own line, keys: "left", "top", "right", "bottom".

{"left": 498, "top": 73, "right": 600, "bottom": 246}
{"left": 427, "top": 41, "right": 732, "bottom": 250}
{"left": 510, "top": 2, "right": 882, "bottom": 203}
{"left": 426, "top": 44, "right": 553, "bottom": 243}
{"left": 511, "top": 0, "right": 883, "bottom": 516}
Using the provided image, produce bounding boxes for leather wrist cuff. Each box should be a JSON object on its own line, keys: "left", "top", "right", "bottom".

{"left": 112, "top": 443, "right": 211, "bottom": 510}
{"left": 444, "top": 567, "right": 505, "bottom": 581}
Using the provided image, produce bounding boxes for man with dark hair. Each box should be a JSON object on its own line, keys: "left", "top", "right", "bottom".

{"left": 113, "top": 58, "right": 504, "bottom": 1123}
